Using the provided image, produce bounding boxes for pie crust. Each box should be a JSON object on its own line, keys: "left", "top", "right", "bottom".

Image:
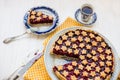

{"left": 52, "top": 29, "right": 114, "bottom": 80}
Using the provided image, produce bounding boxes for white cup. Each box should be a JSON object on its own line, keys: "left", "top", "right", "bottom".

{"left": 81, "top": 4, "right": 94, "bottom": 22}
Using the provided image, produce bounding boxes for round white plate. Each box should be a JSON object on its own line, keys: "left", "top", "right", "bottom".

{"left": 44, "top": 26, "right": 120, "bottom": 80}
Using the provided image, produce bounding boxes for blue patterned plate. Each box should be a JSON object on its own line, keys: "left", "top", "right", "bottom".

{"left": 24, "top": 6, "right": 59, "bottom": 35}
{"left": 75, "top": 8, "right": 97, "bottom": 26}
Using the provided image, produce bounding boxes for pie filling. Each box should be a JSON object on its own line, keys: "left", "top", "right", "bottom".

{"left": 28, "top": 10, "right": 53, "bottom": 24}
{"left": 51, "top": 29, "right": 114, "bottom": 80}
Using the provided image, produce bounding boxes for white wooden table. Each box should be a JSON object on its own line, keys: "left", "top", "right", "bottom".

{"left": 0, "top": 0, "right": 120, "bottom": 79}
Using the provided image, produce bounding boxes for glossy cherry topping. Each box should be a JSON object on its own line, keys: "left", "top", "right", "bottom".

{"left": 52, "top": 29, "right": 114, "bottom": 80}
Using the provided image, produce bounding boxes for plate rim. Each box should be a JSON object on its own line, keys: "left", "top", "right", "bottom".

{"left": 44, "top": 26, "right": 120, "bottom": 80}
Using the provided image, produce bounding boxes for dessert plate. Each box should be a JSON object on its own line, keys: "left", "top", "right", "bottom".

{"left": 75, "top": 9, "right": 97, "bottom": 25}
{"left": 24, "top": 6, "right": 59, "bottom": 35}
{"left": 44, "top": 26, "right": 120, "bottom": 80}
{"left": 3, "top": 6, "right": 59, "bottom": 44}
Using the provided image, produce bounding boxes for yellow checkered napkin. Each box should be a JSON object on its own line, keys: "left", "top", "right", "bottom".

{"left": 24, "top": 17, "right": 82, "bottom": 80}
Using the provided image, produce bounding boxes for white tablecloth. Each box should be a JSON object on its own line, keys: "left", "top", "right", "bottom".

{"left": 0, "top": 0, "right": 120, "bottom": 79}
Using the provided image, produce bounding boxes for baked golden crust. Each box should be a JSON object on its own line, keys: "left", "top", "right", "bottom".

{"left": 54, "top": 71, "right": 66, "bottom": 80}
{"left": 117, "top": 72, "right": 120, "bottom": 80}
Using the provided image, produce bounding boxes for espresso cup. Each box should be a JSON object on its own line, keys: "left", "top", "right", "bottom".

{"left": 81, "top": 4, "right": 94, "bottom": 22}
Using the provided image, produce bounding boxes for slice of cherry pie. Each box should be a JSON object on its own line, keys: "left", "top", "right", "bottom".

{"left": 28, "top": 10, "right": 53, "bottom": 24}
{"left": 51, "top": 29, "right": 114, "bottom": 80}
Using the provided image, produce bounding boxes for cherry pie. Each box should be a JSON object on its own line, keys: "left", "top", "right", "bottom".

{"left": 51, "top": 29, "right": 114, "bottom": 80}
{"left": 28, "top": 10, "right": 53, "bottom": 25}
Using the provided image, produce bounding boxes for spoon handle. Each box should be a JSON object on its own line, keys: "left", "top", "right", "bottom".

{"left": 3, "top": 32, "right": 28, "bottom": 44}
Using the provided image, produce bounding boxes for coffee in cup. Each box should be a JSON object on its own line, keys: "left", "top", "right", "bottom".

{"left": 81, "top": 4, "right": 94, "bottom": 22}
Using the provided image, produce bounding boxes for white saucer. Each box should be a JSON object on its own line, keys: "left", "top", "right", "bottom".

{"left": 75, "top": 8, "right": 97, "bottom": 25}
